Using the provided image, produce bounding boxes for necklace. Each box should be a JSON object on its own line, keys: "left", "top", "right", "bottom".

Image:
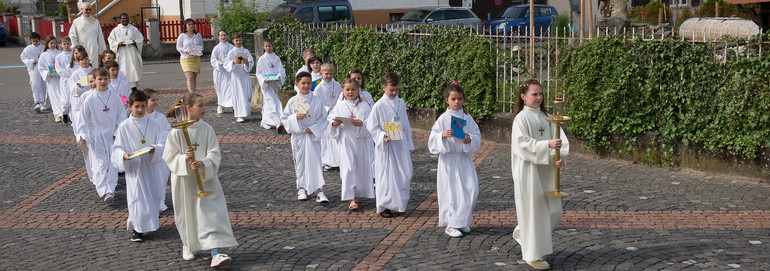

{"left": 534, "top": 111, "right": 546, "bottom": 136}
{"left": 266, "top": 53, "right": 277, "bottom": 69}
{"left": 385, "top": 97, "right": 400, "bottom": 122}
{"left": 95, "top": 90, "right": 111, "bottom": 113}
{"left": 344, "top": 99, "right": 358, "bottom": 118}
{"left": 131, "top": 117, "right": 150, "bottom": 145}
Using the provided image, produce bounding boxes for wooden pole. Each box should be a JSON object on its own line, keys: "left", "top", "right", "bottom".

{"left": 587, "top": 0, "right": 594, "bottom": 39}
{"left": 715, "top": 1, "right": 720, "bottom": 17}
{"left": 530, "top": 0, "right": 535, "bottom": 72}
{"left": 580, "top": 0, "right": 586, "bottom": 41}
{"left": 658, "top": 7, "right": 663, "bottom": 25}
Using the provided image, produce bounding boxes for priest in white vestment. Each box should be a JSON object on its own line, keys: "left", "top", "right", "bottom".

{"left": 510, "top": 80, "right": 569, "bottom": 270}
{"left": 68, "top": 2, "right": 106, "bottom": 65}
{"left": 108, "top": 13, "right": 144, "bottom": 89}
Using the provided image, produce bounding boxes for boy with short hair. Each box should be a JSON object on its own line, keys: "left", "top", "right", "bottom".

{"left": 111, "top": 91, "right": 167, "bottom": 242}
{"left": 81, "top": 68, "right": 127, "bottom": 204}
{"left": 104, "top": 60, "right": 131, "bottom": 99}
{"left": 224, "top": 32, "right": 254, "bottom": 123}
{"left": 366, "top": 72, "right": 414, "bottom": 218}
{"left": 20, "top": 32, "right": 47, "bottom": 112}
{"left": 210, "top": 30, "right": 234, "bottom": 115}
{"left": 315, "top": 63, "right": 342, "bottom": 170}
{"left": 295, "top": 48, "right": 315, "bottom": 75}
{"left": 281, "top": 72, "right": 329, "bottom": 203}
{"left": 255, "top": 38, "right": 286, "bottom": 131}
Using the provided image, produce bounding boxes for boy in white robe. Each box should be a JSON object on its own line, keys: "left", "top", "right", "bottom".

{"left": 210, "top": 30, "right": 234, "bottom": 114}
{"left": 20, "top": 32, "right": 47, "bottom": 112}
{"left": 281, "top": 72, "right": 329, "bottom": 203}
{"left": 69, "top": 51, "right": 93, "bottom": 142}
{"left": 294, "top": 48, "right": 315, "bottom": 76}
{"left": 315, "top": 63, "right": 342, "bottom": 170}
{"left": 111, "top": 91, "right": 166, "bottom": 242}
{"left": 510, "top": 79, "right": 569, "bottom": 270}
{"left": 105, "top": 60, "right": 132, "bottom": 98}
{"left": 328, "top": 79, "right": 374, "bottom": 210}
{"left": 81, "top": 68, "right": 127, "bottom": 204}
{"left": 366, "top": 72, "right": 414, "bottom": 218}
{"left": 223, "top": 32, "right": 254, "bottom": 123}
{"left": 37, "top": 36, "right": 66, "bottom": 123}
{"left": 55, "top": 37, "right": 74, "bottom": 117}
{"left": 428, "top": 83, "right": 481, "bottom": 238}
{"left": 73, "top": 70, "right": 96, "bottom": 182}
{"left": 143, "top": 89, "right": 172, "bottom": 212}
{"left": 163, "top": 93, "right": 237, "bottom": 268}
{"left": 255, "top": 38, "right": 286, "bottom": 131}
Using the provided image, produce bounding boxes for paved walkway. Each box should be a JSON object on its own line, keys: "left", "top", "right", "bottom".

{"left": 1, "top": 86, "right": 768, "bottom": 270}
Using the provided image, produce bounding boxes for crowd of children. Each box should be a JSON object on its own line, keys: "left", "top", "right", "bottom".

{"left": 20, "top": 32, "right": 568, "bottom": 270}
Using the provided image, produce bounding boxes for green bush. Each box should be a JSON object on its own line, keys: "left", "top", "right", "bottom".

{"left": 212, "top": 0, "right": 270, "bottom": 36}
{"left": 266, "top": 17, "right": 498, "bottom": 119}
{"left": 698, "top": 0, "right": 755, "bottom": 19}
{"left": 0, "top": 0, "right": 6, "bottom": 14}
{"left": 558, "top": 35, "right": 770, "bottom": 160}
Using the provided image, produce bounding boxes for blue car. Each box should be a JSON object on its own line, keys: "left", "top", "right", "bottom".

{"left": 483, "top": 5, "right": 558, "bottom": 36}
{"left": 0, "top": 22, "right": 6, "bottom": 47}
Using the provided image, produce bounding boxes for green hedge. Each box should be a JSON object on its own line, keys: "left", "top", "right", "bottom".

{"left": 265, "top": 18, "right": 498, "bottom": 119}
{"left": 558, "top": 35, "right": 770, "bottom": 160}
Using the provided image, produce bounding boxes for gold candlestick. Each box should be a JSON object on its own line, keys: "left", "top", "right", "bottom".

{"left": 171, "top": 100, "right": 213, "bottom": 199}
{"left": 545, "top": 98, "right": 570, "bottom": 197}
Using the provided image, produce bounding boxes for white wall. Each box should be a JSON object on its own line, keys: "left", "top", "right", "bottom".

{"left": 350, "top": 0, "right": 449, "bottom": 11}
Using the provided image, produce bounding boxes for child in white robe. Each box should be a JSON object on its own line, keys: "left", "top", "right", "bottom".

{"left": 210, "top": 30, "right": 234, "bottom": 114}
{"left": 20, "top": 32, "right": 47, "bottom": 112}
{"left": 73, "top": 70, "right": 97, "bottom": 182}
{"left": 315, "top": 63, "right": 342, "bottom": 170}
{"left": 98, "top": 49, "right": 128, "bottom": 82}
{"left": 105, "top": 60, "right": 132, "bottom": 98}
{"left": 37, "top": 36, "right": 66, "bottom": 123}
{"left": 366, "top": 72, "right": 414, "bottom": 218}
{"left": 81, "top": 68, "right": 127, "bottom": 204}
{"left": 55, "top": 37, "right": 74, "bottom": 117}
{"left": 428, "top": 83, "right": 481, "bottom": 238}
{"left": 69, "top": 51, "right": 93, "bottom": 142}
{"left": 328, "top": 79, "right": 374, "bottom": 210}
{"left": 224, "top": 32, "right": 254, "bottom": 123}
{"left": 255, "top": 38, "right": 286, "bottom": 131}
{"left": 281, "top": 72, "right": 329, "bottom": 203}
{"left": 510, "top": 79, "right": 569, "bottom": 270}
{"left": 143, "top": 88, "right": 172, "bottom": 212}
{"left": 111, "top": 91, "right": 167, "bottom": 242}
{"left": 162, "top": 93, "right": 237, "bottom": 268}
{"left": 307, "top": 56, "right": 323, "bottom": 82}
{"left": 295, "top": 48, "right": 315, "bottom": 76}
{"left": 346, "top": 68, "right": 375, "bottom": 179}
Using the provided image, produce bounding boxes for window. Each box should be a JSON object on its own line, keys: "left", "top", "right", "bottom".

{"left": 446, "top": 10, "right": 473, "bottom": 20}
{"left": 389, "top": 13, "right": 404, "bottom": 22}
{"left": 318, "top": 6, "right": 334, "bottom": 22}
{"left": 295, "top": 7, "right": 314, "bottom": 23}
{"left": 335, "top": 5, "right": 351, "bottom": 21}
{"left": 538, "top": 7, "right": 552, "bottom": 17}
{"left": 427, "top": 10, "right": 445, "bottom": 21}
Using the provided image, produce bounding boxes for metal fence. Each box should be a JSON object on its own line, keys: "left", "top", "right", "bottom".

{"left": 277, "top": 23, "right": 768, "bottom": 112}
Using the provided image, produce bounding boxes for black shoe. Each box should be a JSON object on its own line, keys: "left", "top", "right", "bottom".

{"left": 62, "top": 114, "right": 70, "bottom": 124}
{"left": 130, "top": 231, "right": 143, "bottom": 242}
{"left": 380, "top": 209, "right": 393, "bottom": 218}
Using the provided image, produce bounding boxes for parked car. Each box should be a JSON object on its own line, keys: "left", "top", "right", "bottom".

{"left": 268, "top": 0, "right": 354, "bottom": 25}
{"left": 383, "top": 6, "right": 481, "bottom": 32}
{"left": 483, "top": 5, "right": 558, "bottom": 36}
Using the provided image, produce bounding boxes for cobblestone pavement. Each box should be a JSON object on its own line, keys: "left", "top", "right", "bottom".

{"left": 1, "top": 86, "right": 768, "bottom": 270}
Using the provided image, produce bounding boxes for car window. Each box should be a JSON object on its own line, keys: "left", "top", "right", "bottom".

{"left": 296, "top": 7, "right": 314, "bottom": 23}
{"left": 427, "top": 10, "right": 445, "bottom": 21}
{"left": 538, "top": 7, "right": 552, "bottom": 17}
{"left": 400, "top": 9, "right": 430, "bottom": 22}
{"left": 335, "top": 5, "right": 351, "bottom": 21}
{"left": 318, "top": 6, "right": 334, "bottom": 22}
{"left": 269, "top": 5, "right": 293, "bottom": 21}
{"left": 500, "top": 7, "right": 528, "bottom": 19}
{"left": 446, "top": 10, "right": 473, "bottom": 20}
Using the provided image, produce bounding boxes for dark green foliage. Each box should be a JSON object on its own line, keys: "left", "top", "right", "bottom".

{"left": 558, "top": 35, "right": 770, "bottom": 160}
{"left": 266, "top": 18, "right": 498, "bottom": 119}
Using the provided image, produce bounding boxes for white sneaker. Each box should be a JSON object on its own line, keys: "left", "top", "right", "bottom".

{"left": 297, "top": 189, "right": 308, "bottom": 201}
{"left": 216, "top": 105, "right": 223, "bottom": 114}
{"left": 236, "top": 117, "right": 245, "bottom": 123}
{"left": 444, "top": 227, "right": 463, "bottom": 238}
{"left": 34, "top": 103, "right": 42, "bottom": 113}
{"left": 210, "top": 253, "right": 232, "bottom": 268}
{"left": 316, "top": 191, "right": 329, "bottom": 203}
{"left": 459, "top": 226, "right": 471, "bottom": 233}
{"left": 54, "top": 116, "right": 62, "bottom": 123}
{"left": 182, "top": 244, "right": 195, "bottom": 261}
{"left": 527, "top": 259, "right": 550, "bottom": 270}
{"left": 260, "top": 122, "right": 272, "bottom": 129}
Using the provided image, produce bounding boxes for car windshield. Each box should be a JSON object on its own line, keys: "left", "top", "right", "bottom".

{"left": 268, "top": 5, "right": 294, "bottom": 20}
{"left": 498, "top": 7, "right": 528, "bottom": 19}
{"left": 400, "top": 9, "right": 431, "bottom": 22}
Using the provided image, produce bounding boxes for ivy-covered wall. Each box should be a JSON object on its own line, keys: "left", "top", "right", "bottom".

{"left": 558, "top": 35, "right": 770, "bottom": 161}
{"left": 265, "top": 18, "right": 498, "bottom": 119}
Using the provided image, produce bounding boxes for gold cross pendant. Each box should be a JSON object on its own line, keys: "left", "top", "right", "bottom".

{"left": 539, "top": 127, "right": 544, "bottom": 136}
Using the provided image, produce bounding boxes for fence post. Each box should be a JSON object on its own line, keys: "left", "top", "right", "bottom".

{"left": 251, "top": 28, "right": 268, "bottom": 109}
{"left": 17, "top": 14, "right": 31, "bottom": 46}
{"left": 145, "top": 18, "right": 160, "bottom": 54}
{"left": 715, "top": 1, "right": 720, "bottom": 17}
{"left": 52, "top": 17, "right": 64, "bottom": 40}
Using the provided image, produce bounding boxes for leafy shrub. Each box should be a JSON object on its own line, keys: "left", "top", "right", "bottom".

{"left": 558, "top": 35, "right": 770, "bottom": 160}
{"left": 266, "top": 17, "right": 498, "bottom": 119}
{"left": 212, "top": 0, "right": 270, "bottom": 36}
{"left": 698, "top": 0, "right": 755, "bottom": 19}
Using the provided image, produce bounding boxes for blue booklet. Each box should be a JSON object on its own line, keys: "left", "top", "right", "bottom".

{"left": 451, "top": 115, "right": 466, "bottom": 140}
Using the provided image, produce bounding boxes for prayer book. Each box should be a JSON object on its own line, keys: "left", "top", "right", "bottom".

{"left": 334, "top": 116, "right": 354, "bottom": 125}
{"left": 48, "top": 65, "right": 58, "bottom": 76}
{"left": 80, "top": 75, "right": 88, "bottom": 86}
{"left": 311, "top": 79, "right": 321, "bottom": 92}
{"left": 128, "top": 146, "right": 152, "bottom": 159}
{"left": 384, "top": 121, "right": 403, "bottom": 141}
{"left": 190, "top": 45, "right": 203, "bottom": 56}
{"left": 451, "top": 115, "right": 466, "bottom": 140}
{"left": 265, "top": 74, "right": 280, "bottom": 82}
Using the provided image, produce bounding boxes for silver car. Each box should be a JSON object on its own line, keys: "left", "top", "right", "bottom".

{"left": 384, "top": 6, "right": 481, "bottom": 32}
